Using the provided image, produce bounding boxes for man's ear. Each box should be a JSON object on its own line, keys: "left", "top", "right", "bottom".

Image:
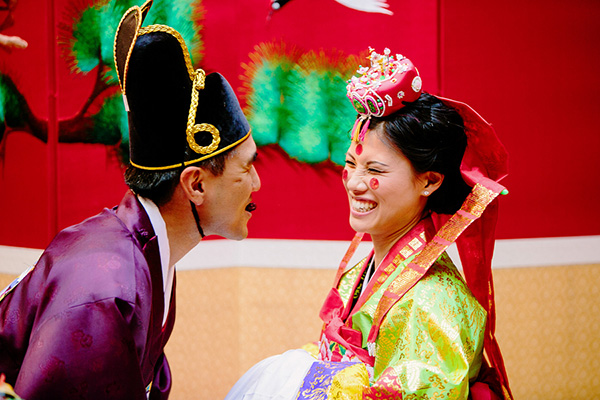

{"left": 423, "top": 171, "right": 444, "bottom": 195}
{"left": 180, "top": 166, "right": 206, "bottom": 206}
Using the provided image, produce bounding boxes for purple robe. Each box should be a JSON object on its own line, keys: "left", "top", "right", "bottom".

{"left": 0, "top": 191, "right": 175, "bottom": 400}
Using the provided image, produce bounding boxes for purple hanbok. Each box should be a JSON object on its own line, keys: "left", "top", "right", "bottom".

{"left": 0, "top": 191, "right": 175, "bottom": 400}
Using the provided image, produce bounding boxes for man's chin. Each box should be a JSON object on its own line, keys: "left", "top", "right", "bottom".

{"left": 225, "top": 228, "right": 249, "bottom": 241}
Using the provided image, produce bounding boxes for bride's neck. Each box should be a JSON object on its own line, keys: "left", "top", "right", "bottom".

{"left": 370, "top": 212, "right": 426, "bottom": 268}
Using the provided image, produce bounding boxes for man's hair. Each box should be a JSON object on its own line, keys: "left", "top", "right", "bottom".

{"left": 124, "top": 148, "right": 234, "bottom": 206}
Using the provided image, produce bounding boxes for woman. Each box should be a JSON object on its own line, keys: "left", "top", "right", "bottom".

{"left": 226, "top": 49, "right": 512, "bottom": 400}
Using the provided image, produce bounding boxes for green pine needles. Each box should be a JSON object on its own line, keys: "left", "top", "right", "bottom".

{"left": 242, "top": 44, "right": 360, "bottom": 166}
{"left": 62, "top": 0, "right": 203, "bottom": 84}
{"left": 90, "top": 92, "right": 128, "bottom": 146}
{"left": 0, "top": 73, "right": 28, "bottom": 130}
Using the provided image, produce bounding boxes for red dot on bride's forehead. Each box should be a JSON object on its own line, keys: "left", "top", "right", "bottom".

{"left": 370, "top": 178, "right": 379, "bottom": 190}
{"left": 355, "top": 144, "right": 363, "bottom": 155}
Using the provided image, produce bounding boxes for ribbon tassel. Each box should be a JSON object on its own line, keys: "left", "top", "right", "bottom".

{"left": 358, "top": 118, "right": 370, "bottom": 142}
{"left": 351, "top": 118, "right": 362, "bottom": 142}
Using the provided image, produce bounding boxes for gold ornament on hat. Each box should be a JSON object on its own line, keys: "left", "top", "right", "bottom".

{"left": 186, "top": 69, "right": 221, "bottom": 154}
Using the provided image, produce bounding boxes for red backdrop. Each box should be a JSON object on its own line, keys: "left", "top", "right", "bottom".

{"left": 1, "top": 0, "right": 599, "bottom": 249}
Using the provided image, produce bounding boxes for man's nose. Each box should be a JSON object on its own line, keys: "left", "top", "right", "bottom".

{"left": 251, "top": 165, "right": 261, "bottom": 192}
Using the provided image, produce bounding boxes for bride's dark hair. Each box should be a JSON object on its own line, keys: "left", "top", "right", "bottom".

{"left": 370, "top": 92, "right": 472, "bottom": 215}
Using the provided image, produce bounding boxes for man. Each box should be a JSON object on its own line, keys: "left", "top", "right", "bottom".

{"left": 0, "top": 1, "right": 260, "bottom": 399}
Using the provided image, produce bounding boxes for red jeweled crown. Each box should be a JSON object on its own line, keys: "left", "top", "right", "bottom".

{"left": 346, "top": 47, "right": 422, "bottom": 119}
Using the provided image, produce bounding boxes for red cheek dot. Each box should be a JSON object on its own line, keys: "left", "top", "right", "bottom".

{"left": 355, "top": 144, "right": 363, "bottom": 155}
{"left": 342, "top": 169, "right": 348, "bottom": 181}
{"left": 370, "top": 178, "right": 379, "bottom": 190}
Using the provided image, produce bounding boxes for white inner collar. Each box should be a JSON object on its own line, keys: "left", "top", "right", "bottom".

{"left": 137, "top": 196, "right": 174, "bottom": 326}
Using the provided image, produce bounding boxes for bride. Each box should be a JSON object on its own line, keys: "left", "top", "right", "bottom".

{"left": 226, "top": 48, "right": 513, "bottom": 400}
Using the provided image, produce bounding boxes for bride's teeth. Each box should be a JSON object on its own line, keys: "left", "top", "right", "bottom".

{"left": 352, "top": 199, "right": 376, "bottom": 212}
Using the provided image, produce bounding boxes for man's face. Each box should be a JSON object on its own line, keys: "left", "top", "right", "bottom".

{"left": 200, "top": 136, "right": 261, "bottom": 240}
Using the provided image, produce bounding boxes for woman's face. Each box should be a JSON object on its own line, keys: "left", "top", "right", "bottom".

{"left": 343, "top": 127, "right": 429, "bottom": 239}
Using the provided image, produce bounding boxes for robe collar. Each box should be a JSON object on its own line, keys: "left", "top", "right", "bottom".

{"left": 137, "top": 196, "right": 175, "bottom": 326}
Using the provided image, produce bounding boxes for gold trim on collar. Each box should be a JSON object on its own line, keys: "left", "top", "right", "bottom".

{"left": 130, "top": 130, "right": 251, "bottom": 171}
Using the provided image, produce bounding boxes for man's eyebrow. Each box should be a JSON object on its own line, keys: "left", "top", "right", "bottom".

{"left": 247, "top": 151, "right": 258, "bottom": 165}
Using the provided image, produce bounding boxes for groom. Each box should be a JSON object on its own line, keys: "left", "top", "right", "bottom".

{"left": 0, "top": 2, "right": 260, "bottom": 399}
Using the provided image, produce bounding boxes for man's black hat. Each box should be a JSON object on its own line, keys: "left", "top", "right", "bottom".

{"left": 114, "top": 0, "right": 250, "bottom": 170}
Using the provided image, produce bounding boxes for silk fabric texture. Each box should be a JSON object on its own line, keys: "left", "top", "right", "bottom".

{"left": 227, "top": 217, "right": 486, "bottom": 399}
{"left": 0, "top": 191, "right": 174, "bottom": 400}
